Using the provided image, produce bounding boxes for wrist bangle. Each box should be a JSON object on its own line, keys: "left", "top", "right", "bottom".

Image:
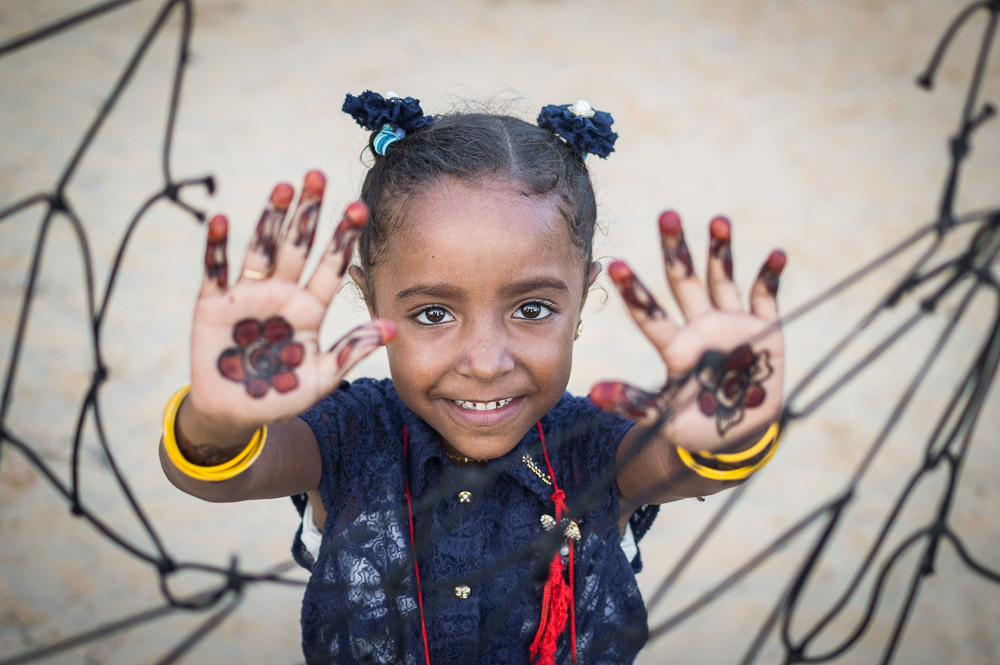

{"left": 162, "top": 384, "right": 267, "bottom": 482}
{"left": 675, "top": 422, "right": 781, "bottom": 481}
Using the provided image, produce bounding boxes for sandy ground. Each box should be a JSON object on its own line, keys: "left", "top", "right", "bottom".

{"left": 1, "top": 0, "right": 999, "bottom": 663}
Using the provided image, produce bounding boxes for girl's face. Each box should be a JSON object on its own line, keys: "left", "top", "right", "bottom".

{"left": 363, "top": 177, "right": 594, "bottom": 460}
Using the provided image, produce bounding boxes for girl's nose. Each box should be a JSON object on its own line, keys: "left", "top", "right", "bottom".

{"left": 455, "top": 326, "right": 515, "bottom": 381}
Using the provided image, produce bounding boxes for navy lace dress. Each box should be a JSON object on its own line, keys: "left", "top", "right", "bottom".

{"left": 291, "top": 378, "right": 659, "bottom": 664}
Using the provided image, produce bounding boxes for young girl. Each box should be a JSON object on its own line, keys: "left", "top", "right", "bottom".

{"left": 159, "top": 92, "right": 786, "bottom": 665}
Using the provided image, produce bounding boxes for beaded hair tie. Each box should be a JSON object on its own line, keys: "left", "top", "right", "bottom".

{"left": 342, "top": 90, "right": 434, "bottom": 155}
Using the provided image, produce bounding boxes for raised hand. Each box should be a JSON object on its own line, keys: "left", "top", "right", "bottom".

{"left": 591, "top": 211, "right": 785, "bottom": 454}
{"left": 185, "top": 171, "right": 394, "bottom": 445}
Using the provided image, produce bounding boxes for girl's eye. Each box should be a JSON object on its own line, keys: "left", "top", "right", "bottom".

{"left": 513, "top": 302, "right": 553, "bottom": 320}
{"left": 415, "top": 306, "right": 454, "bottom": 325}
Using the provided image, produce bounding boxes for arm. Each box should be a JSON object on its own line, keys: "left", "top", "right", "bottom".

{"left": 592, "top": 212, "right": 786, "bottom": 530}
{"left": 159, "top": 414, "right": 321, "bottom": 503}
{"left": 158, "top": 171, "right": 393, "bottom": 503}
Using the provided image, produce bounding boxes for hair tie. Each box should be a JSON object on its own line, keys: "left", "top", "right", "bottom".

{"left": 537, "top": 99, "right": 618, "bottom": 159}
{"left": 342, "top": 90, "right": 434, "bottom": 155}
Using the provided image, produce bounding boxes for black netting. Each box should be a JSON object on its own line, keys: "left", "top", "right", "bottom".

{"left": 1, "top": 2, "right": 998, "bottom": 664}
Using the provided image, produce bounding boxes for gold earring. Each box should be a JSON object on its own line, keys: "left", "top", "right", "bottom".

{"left": 574, "top": 320, "right": 584, "bottom": 340}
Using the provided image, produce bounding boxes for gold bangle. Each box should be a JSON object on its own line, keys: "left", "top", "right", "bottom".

{"left": 162, "top": 384, "right": 267, "bottom": 481}
{"left": 675, "top": 423, "right": 782, "bottom": 481}
{"left": 691, "top": 422, "right": 781, "bottom": 465}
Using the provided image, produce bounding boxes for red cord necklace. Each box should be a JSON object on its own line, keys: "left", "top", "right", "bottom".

{"left": 402, "top": 423, "right": 577, "bottom": 665}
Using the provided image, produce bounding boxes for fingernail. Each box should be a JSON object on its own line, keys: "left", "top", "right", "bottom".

{"left": 589, "top": 381, "right": 659, "bottom": 420}
{"left": 758, "top": 250, "right": 787, "bottom": 296}
{"left": 344, "top": 201, "right": 369, "bottom": 229}
{"left": 304, "top": 170, "right": 326, "bottom": 196}
{"left": 375, "top": 320, "right": 397, "bottom": 344}
{"left": 659, "top": 211, "right": 693, "bottom": 276}
{"left": 658, "top": 210, "right": 682, "bottom": 236}
{"left": 709, "top": 216, "right": 733, "bottom": 279}
{"left": 272, "top": 183, "right": 295, "bottom": 210}
{"left": 206, "top": 215, "right": 228, "bottom": 287}
{"left": 331, "top": 207, "right": 366, "bottom": 276}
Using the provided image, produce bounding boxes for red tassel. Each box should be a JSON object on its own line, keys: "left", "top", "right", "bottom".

{"left": 529, "top": 422, "right": 578, "bottom": 665}
{"left": 529, "top": 551, "right": 572, "bottom": 665}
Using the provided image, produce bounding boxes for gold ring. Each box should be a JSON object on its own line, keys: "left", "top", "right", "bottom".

{"left": 241, "top": 267, "right": 273, "bottom": 280}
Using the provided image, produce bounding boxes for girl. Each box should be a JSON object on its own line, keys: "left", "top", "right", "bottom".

{"left": 159, "top": 92, "right": 786, "bottom": 665}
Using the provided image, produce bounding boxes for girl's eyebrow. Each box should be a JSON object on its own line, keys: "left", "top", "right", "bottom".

{"left": 394, "top": 278, "right": 569, "bottom": 302}
{"left": 395, "top": 283, "right": 465, "bottom": 301}
{"left": 499, "top": 277, "right": 570, "bottom": 298}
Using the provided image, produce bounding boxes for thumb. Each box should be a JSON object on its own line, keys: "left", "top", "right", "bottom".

{"left": 316, "top": 320, "right": 396, "bottom": 394}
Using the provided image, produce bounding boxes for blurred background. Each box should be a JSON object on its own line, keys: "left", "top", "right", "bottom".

{"left": 1, "top": 1, "right": 998, "bottom": 663}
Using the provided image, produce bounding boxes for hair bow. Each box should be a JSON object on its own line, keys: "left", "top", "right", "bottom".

{"left": 342, "top": 90, "right": 433, "bottom": 155}
{"left": 537, "top": 99, "right": 617, "bottom": 159}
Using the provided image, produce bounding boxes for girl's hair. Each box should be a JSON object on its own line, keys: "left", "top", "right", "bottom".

{"left": 357, "top": 112, "right": 598, "bottom": 288}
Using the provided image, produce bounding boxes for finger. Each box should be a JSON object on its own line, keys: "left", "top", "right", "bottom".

{"left": 273, "top": 170, "right": 326, "bottom": 283}
{"left": 706, "top": 216, "right": 743, "bottom": 312}
{"left": 305, "top": 201, "right": 368, "bottom": 306}
{"left": 607, "top": 260, "right": 680, "bottom": 352}
{"left": 240, "top": 183, "right": 295, "bottom": 281}
{"left": 659, "top": 211, "right": 713, "bottom": 321}
{"left": 750, "top": 250, "right": 787, "bottom": 321}
{"left": 589, "top": 381, "right": 665, "bottom": 423}
{"left": 200, "top": 214, "right": 229, "bottom": 297}
{"left": 317, "top": 320, "right": 397, "bottom": 393}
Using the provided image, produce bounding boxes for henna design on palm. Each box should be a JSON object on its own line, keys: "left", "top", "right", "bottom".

{"left": 694, "top": 344, "right": 772, "bottom": 436}
{"left": 217, "top": 316, "right": 305, "bottom": 398}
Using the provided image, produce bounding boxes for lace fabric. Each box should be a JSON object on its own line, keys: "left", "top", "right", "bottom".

{"left": 292, "top": 378, "right": 660, "bottom": 664}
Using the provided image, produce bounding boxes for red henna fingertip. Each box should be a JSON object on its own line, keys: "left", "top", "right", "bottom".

{"left": 709, "top": 216, "right": 731, "bottom": 241}
{"left": 207, "top": 214, "right": 228, "bottom": 240}
{"left": 658, "top": 210, "right": 682, "bottom": 235}
{"left": 607, "top": 260, "right": 633, "bottom": 282}
{"left": 304, "top": 170, "right": 326, "bottom": 195}
{"left": 766, "top": 249, "right": 788, "bottom": 273}
{"left": 588, "top": 381, "right": 626, "bottom": 410}
{"left": 758, "top": 250, "right": 787, "bottom": 296}
{"left": 271, "top": 183, "right": 295, "bottom": 209}
{"left": 344, "top": 201, "right": 369, "bottom": 227}
{"left": 375, "top": 320, "right": 398, "bottom": 345}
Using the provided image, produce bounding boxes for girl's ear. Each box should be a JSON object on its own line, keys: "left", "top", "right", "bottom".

{"left": 580, "top": 261, "right": 602, "bottom": 311}
{"left": 348, "top": 265, "right": 378, "bottom": 319}
{"left": 586, "top": 261, "right": 602, "bottom": 289}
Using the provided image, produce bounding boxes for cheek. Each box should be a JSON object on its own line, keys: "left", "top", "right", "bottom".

{"left": 385, "top": 337, "right": 443, "bottom": 390}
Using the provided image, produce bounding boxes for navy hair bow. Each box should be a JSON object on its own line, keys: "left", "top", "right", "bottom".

{"left": 537, "top": 100, "right": 618, "bottom": 159}
{"left": 342, "top": 91, "right": 433, "bottom": 133}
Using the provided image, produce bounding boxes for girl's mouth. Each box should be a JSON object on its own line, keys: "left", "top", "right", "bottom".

{"left": 452, "top": 398, "right": 514, "bottom": 411}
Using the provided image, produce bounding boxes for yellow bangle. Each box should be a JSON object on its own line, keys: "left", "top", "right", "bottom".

{"left": 691, "top": 421, "right": 781, "bottom": 465}
{"left": 162, "top": 384, "right": 267, "bottom": 481}
{"left": 675, "top": 422, "right": 782, "bottom": 481}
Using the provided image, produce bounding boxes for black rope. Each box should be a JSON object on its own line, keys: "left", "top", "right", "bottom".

{"left": 1, "top": 1, "right": 997, "bottom": 664}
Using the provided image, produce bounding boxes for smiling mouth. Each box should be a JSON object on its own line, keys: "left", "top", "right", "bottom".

{"left": 453, "top": 398, "right": 514, "bottom": 411}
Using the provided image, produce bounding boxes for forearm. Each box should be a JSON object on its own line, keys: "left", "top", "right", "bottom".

{"left": 617, "top": 421, "right": 775, "bottom": 509}
{"left": 159, "top": 399, "right": 322, "bottom": 503}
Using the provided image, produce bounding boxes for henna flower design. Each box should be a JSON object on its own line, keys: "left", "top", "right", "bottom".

{"left": 217, "top": 316, "right": 305, "bottom": 398}
{"left": 695, "top": 344, "right": 772, "bottom": 436}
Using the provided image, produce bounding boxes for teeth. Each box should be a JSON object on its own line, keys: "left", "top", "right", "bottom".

{"left": 454, "top": 398, "right": 513, "bottom": 411}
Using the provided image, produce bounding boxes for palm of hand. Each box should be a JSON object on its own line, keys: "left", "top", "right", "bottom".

{"left": 592, "top": 212, "right": 786, "bottom": 453}
{"left": 186, "top": 173, "right": 392, "bottom": 432}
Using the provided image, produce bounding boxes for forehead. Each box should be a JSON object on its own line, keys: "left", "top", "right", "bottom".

{"left": 373, "top": 178, "right": 583, "bottom": 295}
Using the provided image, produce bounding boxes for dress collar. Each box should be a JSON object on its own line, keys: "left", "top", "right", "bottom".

{"left": 396, "top": 393, "right": 564, "bottom": 504}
